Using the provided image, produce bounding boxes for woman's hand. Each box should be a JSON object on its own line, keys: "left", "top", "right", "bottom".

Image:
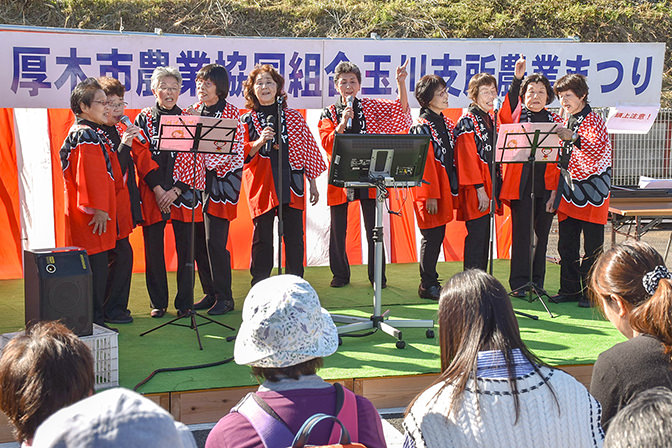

{"left": 121, "top": 124, "right": 141, "bottom": 146}
{"left": 89, "top": 209, "right": 110, "bottom": 235}
{"left": 476, "top": 187, "right": 490, "bottom": 212}
{"left": 159, "top": 186, "right": 181, "bottom": 211}
{"left": 514, "top": 54, "right": 526, "bottom": 80}
{"left": 426, "top": 198, "right": 438, "bottom": 215}
{"left": 309, "top": 178, "right": 319, "bottom": 205}
{"left": 556, "top": 127, "right": 574, "bottom": 141}
{"left": 546, "top": 190, "right": 557, "bottom": 213}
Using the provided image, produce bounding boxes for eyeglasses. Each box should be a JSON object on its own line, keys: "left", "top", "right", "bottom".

{"left": 157, "top": 86, "right": 180, "bottom": 93}
{"left": 92, "top": 100, "right": 110, "bottom": 106}
{"left": 109, "top": 101, "right": 128, "bottom": 109}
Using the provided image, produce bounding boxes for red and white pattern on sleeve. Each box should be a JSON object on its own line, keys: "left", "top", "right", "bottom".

{"left": 203, "top": 102, "right": 244, "bottom": 176}
{"left": 567, "top": 112, "right": 612, "bottom": 181}
{"left": 360, "top": 97, "right": 412, "bottom": 134}
{"left": 249, "top": 108, "right": 327, "bottom": 179}
{"left": 173, "top": 107, "right": 207, "bottom": 190}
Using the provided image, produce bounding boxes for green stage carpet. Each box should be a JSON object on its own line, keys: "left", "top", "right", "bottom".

{"left": 0, "top": 261, "right": 624, "bottom": 395}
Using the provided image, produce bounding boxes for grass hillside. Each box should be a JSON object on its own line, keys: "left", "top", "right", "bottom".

{"left": 3, "top": 0, "right": 672, "bottom": 105}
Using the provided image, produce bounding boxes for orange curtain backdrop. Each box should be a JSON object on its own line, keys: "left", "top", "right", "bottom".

{"left": 0, "top": 109, "right": 23, "bottom": 280}
{"left": 388, "top": 190, "right": 418, "bottom": 263}
{"left": 47, "top": 109, "right": 75, "bottom": 247}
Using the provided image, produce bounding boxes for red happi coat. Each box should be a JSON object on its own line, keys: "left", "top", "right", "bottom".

{"left": 318, "top": 97, "right": 412, "bottom": 206}
{"left": 173, "top": 101, "right": 245, "bottom": 221}
{"left": 454, "top": 106, "right": 501, "bottom": 221}
{"left": 60, "top": 122, "right": 118, "bottom": 256}
{"left": 112, "top": 121, "right": 159, "bottom": 226}
{"left": 557, "top": 106, "right": 612, "bottom": 225}
{"left": 498, "top": 94, "right": 563, "bottom": 202}
{"left": 409, "top": 112, "right": 458, "bottom": 229}
{"left": 135, "top": 105, "right": 205, "bottom": 224}
{"left": 242, "top": 107, "right": 327, "bottom": 219}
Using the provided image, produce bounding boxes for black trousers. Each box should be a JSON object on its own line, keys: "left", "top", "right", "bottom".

{"left": 89, "top": 250, "right": 109, "bottom": 326}
{"left": 509, "top": 194, "right": 554, "bottom": 291}
{"left": 143, "top": 220, "right": 214, "bottom": 311}
{"left": 105, "top": 237, "right": 133, "bottom": 319}
{"left": 142, "top": 220, "right": 169, "bottom": 309}
{"left": 250, "top": 205, "right": 304, "bottom": 286}
{"left": 464, "top": 214, "right": 490, "bottom": 272}
{"left": 204, "top": 213, "right": 233, "bottom": 302}
{"left": 558, "top": 216, "right": 604, "bottom": 298}
{"left": 329, "top": 198, "right": 386, "bottom": 284}
{"left": 419, "top": 225, "right": 445, "bottom": 288}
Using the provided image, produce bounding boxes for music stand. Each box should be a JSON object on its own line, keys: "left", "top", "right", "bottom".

{"left": 496, "top": 122, "right": 564, "bottom": 319}
{"left": 328, "top": 134, "right": 435, "bottom": 349}
{"left": 140, "top": 114, "right": 238, "bottom": 349}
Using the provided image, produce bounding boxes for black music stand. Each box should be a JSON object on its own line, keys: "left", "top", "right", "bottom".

{"left": 496, "top": 122, "right": 564, "bottom": 319}
{"left": 140, "top": 114, "right": 238, "bottom": 349}
{"left": 328, "top": 134, "right": 435, "bottom": 349}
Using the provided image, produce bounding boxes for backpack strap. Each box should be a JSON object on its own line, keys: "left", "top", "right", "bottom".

{"left": 293, "top": 413, "right": 351, "bottom": 448}
{"left": 233, "top": 393, "right": 295, "bottom": 448}
{"left": 329, "top": 383, "right": 359, "bottom": 444}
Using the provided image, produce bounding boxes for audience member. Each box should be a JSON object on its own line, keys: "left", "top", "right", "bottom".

{"left": 0, "top": 321, "right": 94, "bottom": 447}
{"left": 205, "top": 274, "right": 386, "bottom": 448}
{"left": 589, "top": 240, "right": 672, "bottom": 430}
{"left": 604, "top": 386, "right": 672, "bottom": 448}
{"left": 31, "top": 387, "right": 196, "bottom": 448}
{"left": 403, "top": 269, "right": 604, "bottom": 447}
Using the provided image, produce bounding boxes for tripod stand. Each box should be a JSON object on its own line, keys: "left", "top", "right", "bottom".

{"left": 327, "top": 134, "right": 435, "bottom": 349}
{"left": 140, "top": 114, "right": 238, "bottom": 349}
{"left": 497, "top": 123, "right": 564, "bottom": 319}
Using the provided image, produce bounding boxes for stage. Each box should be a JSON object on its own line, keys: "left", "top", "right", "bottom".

{"left": 0, "top": 260, "right": 622, "bottom": 440}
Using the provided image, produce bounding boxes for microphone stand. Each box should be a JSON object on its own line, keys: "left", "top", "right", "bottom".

{"left": 276, "top": 96, "right": 284, "bottom": 275}
{"left": 488, "top": 102, "right": 499, "bottom": 275}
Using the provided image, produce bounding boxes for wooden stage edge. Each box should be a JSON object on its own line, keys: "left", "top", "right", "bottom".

{"left": 154, "top": 364, "right": 595, "bottom": 425}
{"left": 0, "top": 364, "right": 594, "bottom": 442}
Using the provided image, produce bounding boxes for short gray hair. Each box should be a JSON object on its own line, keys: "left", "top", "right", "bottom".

{"left": 150, "top": 66, "right": 182, "bottom": 91}
{"left": 334, "top": 61, "right": 361, "bottom": 84}
{"left": 605, "top": 387, "right": 672, "bottom": 448}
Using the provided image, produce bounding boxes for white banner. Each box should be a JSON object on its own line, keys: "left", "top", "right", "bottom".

{"left": 1, "top": 26, "right": 665, "bottom": 109}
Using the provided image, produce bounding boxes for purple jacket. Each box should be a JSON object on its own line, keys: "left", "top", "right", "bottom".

{"left": 205, "top": 385, "right": 386, "bottom": 448}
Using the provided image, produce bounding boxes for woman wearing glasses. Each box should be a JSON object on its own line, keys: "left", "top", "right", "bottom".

{"left": 60, "top": 78, "right": 120, "bottom": 330}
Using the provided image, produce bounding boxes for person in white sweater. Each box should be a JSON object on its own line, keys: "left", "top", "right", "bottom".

{"left": 403, "top": 269, "right": 604, "bottom": 448}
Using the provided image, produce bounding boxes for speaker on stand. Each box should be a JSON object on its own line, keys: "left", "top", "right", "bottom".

{"left": 24, "top": 247, "right": 93, "bottom": 336}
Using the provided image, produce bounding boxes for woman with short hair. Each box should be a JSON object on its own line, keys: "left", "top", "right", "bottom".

{"left": 404, "top": 269, "right": 604, "bottom": 447}
{"left": 588, "top": 240, "right": 672, "bottom": 430}
{"left": 318, "top": 60, "right": 411, "bottom": 288}
{"left": 97, "top": 76, "right": 158, "bottom": 325}
{"left": 454, "top": 73, "right": 501, "bottom": 271}
{"left": 186, "top": 63, "right": 245, "bottom": 316}
{"left": 553, "top": 73, "right": 611, "bottom": 307}
{"left": 499, "top": 56, "right": 567, "bottom": 296}
{"left": 240, "top": 64, "right": 326, "bottom": 286}
{"left": 409, "top": 74, "right": 458, "bottom": 300}
{"left": 135, "top": 66, "right": 216, "bottom": 318}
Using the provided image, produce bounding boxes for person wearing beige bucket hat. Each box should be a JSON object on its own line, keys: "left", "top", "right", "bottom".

{"left": 206, "top": 275, "right": 387, "bottom": 448}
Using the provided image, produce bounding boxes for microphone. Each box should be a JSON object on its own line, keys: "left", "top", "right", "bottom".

{"left": 346, "top": 96, "right": 353, "bottom": 130}
{"left": 120, "top": 115, "right": 147, "bottom": 144}
{"left": 264, "top": 115, "right": 275, "bottom": 154}
{"left": 492, "top": 97, "right": 502, "bottom": 112}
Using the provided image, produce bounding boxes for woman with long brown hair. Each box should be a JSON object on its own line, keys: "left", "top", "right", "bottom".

{"left": 403, "top": 270, "right": 603, "bottom": 447}
{"left": 589, "top": 240, "right": 672, "bottom": 430}
{"left": 240, "top": 64, "right": 326, "bottom": 286}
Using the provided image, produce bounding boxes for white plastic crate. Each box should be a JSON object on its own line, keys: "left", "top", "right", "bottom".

{"left": 0, "top": 323, "right": 118, "bottom": 391}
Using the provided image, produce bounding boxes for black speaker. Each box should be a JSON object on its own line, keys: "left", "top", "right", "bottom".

{"left": 24, "top": 247, "right": 93, "bottom": 336}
